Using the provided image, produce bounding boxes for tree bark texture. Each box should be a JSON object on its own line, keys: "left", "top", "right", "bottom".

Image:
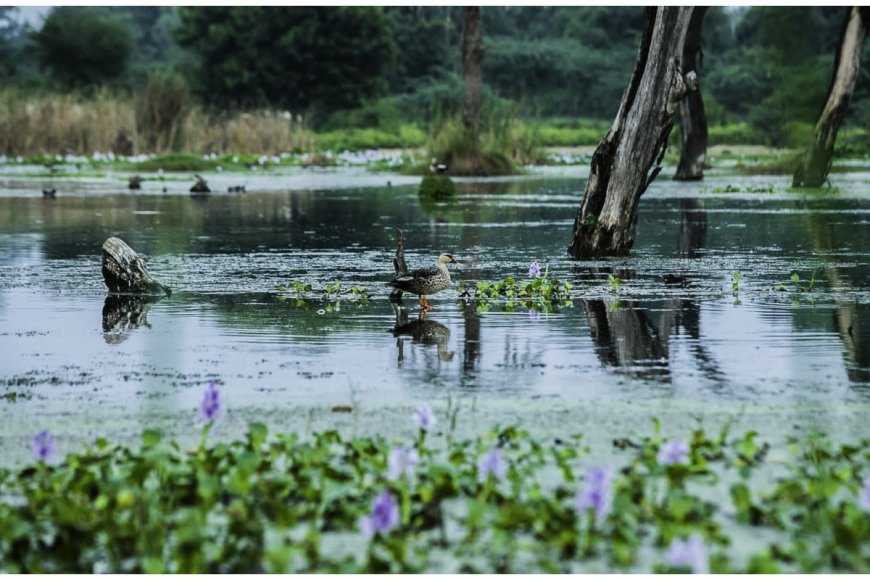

{"left": 674, "top": 7, "right": 708, "bottom": 181}
{"left": 101, "top": 237, "right": 171, "bottom": 296}
{"left": 569, "top": 7, "right": 695, "bottom": 259}
{"left": 461, "top": 7, "right": 483, "bottom": 140}
{"left": 793, "top": 7, "right": 868, "bottom": 187}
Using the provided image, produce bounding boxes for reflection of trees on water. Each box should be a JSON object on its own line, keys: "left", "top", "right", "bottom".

{"left": 677, "top": 198, "right": 707, "bottom": 258}
{"left": 102, "top": 294, "right": 161, "bottom": 344}
{"left": 579, "top": 197, "right": 723, "bottom": 384}
{"left": 803, "top": 208, "right": 870, "bottom": 384}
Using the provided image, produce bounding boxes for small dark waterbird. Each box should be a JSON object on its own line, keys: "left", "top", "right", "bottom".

{"left": 388, "top": 253, "right": 460, "bottom": 311}
{"left": 128, "top": 175, "right": 142, "bottom": 190}
{"left": 42, "top": 188, "right": 56, "bottom": 198}
{"left": 190, "top": 174, "right": 210, "bottom": 195}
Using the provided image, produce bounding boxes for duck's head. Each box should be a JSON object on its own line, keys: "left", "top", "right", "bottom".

{"left": 438, "top": 253, "right": 460, "bottom": 266}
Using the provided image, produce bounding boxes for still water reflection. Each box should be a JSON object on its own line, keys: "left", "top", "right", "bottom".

{"left": 0, "top": 171, "right": 868, "bottom": 429}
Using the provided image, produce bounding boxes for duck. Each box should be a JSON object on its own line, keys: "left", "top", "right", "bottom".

{"left": 388, "top": 253, "right": 460, "bottom": 311}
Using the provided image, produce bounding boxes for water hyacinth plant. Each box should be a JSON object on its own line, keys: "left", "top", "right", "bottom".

{"left": 476, "top": 448, "right": 507, "bottom": 483}
{"left": 387, "top": 445, "right": 419, "bottom": 481}
{"left": 657, "top": 439, "right": 690, "bottom": 466}
{"left": 0, "top": 418, "right": 868, "bottom": 572}
{"left": 458, "top": 262, "right": 573, "bottom": 313}
{"left": 360, "top": 491, "right": 400, "bottom": 539}
{"left": 30, "top": 430, "right": 56, "bottom": 463}
{"left": 200, "top": 381, "right": 221, "bottom": 423}
{"left": 860, "top": 479, "right": 870, "bottom": 512}
{"left": 413, "top": 404, "right": 436, "bottom": 432}
{"left": 665, "top": 534, "right": 709, "bottom": 574}
{"left": 574, "top": 465, "right": 614, "bottom": 526}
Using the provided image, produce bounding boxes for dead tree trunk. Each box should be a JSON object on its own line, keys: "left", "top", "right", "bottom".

{"left": 461, "top": 6, "right": 483, "bottom": 142}
{"left": 793, "top": 7, "right": 868, "bottom": 187}
{"left": 101, "top": 237, "right": 171, "bottom": 296}
{"left": 569, "top": 7, "right": 695, "bottom": 259}
{"left": 674, "top": 7, "right": 708, "bottom": 181}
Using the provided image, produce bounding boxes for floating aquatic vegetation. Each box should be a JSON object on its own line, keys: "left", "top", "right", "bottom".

{"left": 458, "top": 263, "right": 573, "bottom": 313}
{"left": 276, "top": 280, "right": 370, "bottom": 309}
{"left": 3, "top": 419, "right": 867, "bottom": 572}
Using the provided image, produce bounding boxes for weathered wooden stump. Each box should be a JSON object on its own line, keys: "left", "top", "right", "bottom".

{"left": 389, "top": 228, "right": 408, "bottom": 302}
{"left": 101, "top": 237, "right": 171, "bottom": 296}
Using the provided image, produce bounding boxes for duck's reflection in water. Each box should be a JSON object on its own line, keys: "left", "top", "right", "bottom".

{"left": 391, "top": 304, "right": 454, "bottom": 364}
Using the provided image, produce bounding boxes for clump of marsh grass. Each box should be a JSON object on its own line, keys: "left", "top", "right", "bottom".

{"left": 0, "top": 88, "right": 134, "bottom": 156}
{"left": 0, "top": 87, "right": 316, "bottom": 157}
{"left": 425, "top": 101, "right": 544, "bottom": 176}
{"left": 135, "top": 71, "right": 192, "bottom": 153}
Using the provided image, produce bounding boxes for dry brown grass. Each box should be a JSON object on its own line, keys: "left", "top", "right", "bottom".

{"left": 0, "top": 89, "right": 315, "bottom": 156}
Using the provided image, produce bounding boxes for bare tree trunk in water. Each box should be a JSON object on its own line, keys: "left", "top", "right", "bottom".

{"left": 569, "top": 7, "right": 695, "bottom": 259}
{"left": 674, "top": 7, "right": 708, "bottom": 181}
{"left": 461, "top": 6, "right": 483, "bottom": 142}
{"left": 793, "top": 7, "right": 868, "bottom": 187}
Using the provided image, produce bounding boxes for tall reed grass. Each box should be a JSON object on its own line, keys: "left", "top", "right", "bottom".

{"left": 0, "top": 87, "right": 315, "bottom": 156}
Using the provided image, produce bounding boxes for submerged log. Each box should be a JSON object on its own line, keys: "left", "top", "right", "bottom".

{"left": 569, "top": 7, "right": 695, "bottom": 259}
{"left": 101, "top": 237, "right": 171, "bottom": 296}
{"left": 793, "top": 7, "right": 868, "bottom": 187}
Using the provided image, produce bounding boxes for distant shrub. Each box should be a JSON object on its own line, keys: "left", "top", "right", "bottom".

{"left": 133, "top": 153, "right": 217, "bottom": 172}
{"left": 418, "top": 174, "right": 456, "bottom": 199}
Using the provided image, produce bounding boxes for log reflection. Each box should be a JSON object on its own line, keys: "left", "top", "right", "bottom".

{"left": 102, "top": 295, "right": 160, "bottom": 344}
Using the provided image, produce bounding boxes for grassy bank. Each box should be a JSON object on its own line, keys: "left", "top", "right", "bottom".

{"left": 1, "top": 90, "right": 868, "bottom": 170}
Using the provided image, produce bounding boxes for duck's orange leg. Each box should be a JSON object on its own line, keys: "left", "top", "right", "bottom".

{"left": 419, "top": 295, "right": 433, "bottom": 310}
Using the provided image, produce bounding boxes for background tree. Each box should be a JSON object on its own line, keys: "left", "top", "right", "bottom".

{"left": 794, "top": 7, "right": 869, "bottom": 187}
{"left": 461, "top": 7, "right": 484, "bottom": 142}
{"left": 569, "top": 7, "right": 695, "bottom": 259}
{"left": 32, "top": 7, "right": 133, "bottom": 88}
{"left": 174, "top": 7, "right": 396, "bottom": 117}
{"left": 674, "top": 7, "right": 709, "bottom": 181}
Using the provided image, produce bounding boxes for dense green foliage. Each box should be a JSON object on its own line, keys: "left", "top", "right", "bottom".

{"left": 173, "top": 7, "right": 396, "bottom": 113}
{"left": 1, "top": 6, "right": 869, "bottom": 151}
{"left": 32, "top": 7, "right": 134, "bottom": 88}
{"left": 1, "top": 419, "right": 867, "bottom": 572}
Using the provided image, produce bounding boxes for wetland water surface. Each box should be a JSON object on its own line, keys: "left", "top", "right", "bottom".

{"left": 1, "top": 167, "right": 869, "bottom": 462}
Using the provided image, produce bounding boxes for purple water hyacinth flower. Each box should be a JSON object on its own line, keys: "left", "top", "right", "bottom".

{"left": 528, "top": 261, "right": 542, "bottom": 279}
{"left": 477, "top": 448, "right": 508, "bottom": 483}
{"left": 574, "top": 466, "right": 614, "bottom": 525}
{"left": 31, "top": 430, "right": 56, "bottom": 463}
{"left": 413, "top": 404, "right": 436, "bottom": 431}
{"left": 658, "top": 439, "right": 690, "bottom": 466}
{"left": 200, "top": 381, "right": 222, "bottom": 423}
{"left": 859, "top": 478, "right": 870, "bottom": 512}
{"left": 387, "top": 445, "right": 419, "bottom": 481}
{"left": 666, "top": 534, "right": 709, "bottom": 574}
{"left": 528, "top": 309, "right": 542, "bottom": 322}
{"left": 359, "top": 491, "right": 399, "bottom": 538}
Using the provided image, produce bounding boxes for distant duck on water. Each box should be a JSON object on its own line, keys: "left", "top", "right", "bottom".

{"left": 388, "top": 253, "right": 460, "bottom": 311}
